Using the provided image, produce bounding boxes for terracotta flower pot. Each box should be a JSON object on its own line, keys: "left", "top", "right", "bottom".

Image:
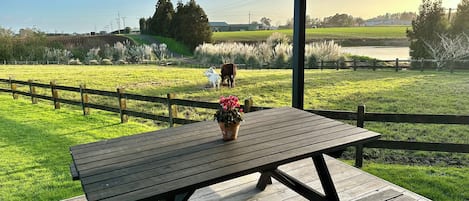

{"left": 218, "top": 122, "right": 240, "bottom": 141}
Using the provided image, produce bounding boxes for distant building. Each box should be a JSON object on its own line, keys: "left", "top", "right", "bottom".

{"left": 209, "top": 22, "right": 259, "bottom": 32}
{"left": 209, "top": 22, "right": 230, "bottom": 32}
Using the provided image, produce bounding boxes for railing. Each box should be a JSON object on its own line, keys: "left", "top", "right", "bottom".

{"left": 1, "top": 78, "right": 468, "bottom": 168}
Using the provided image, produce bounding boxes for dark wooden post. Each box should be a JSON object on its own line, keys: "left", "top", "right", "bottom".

{"left": 372, "top": 59, "right": 376, "bottom": 71}
{"left": 28, "top": 79, "right": 37, "bottom": 104}
{"left": 420, "top": 59, "right": 424, "bottom": 72}
{"left": 336, "top": 60, "right": 339, "bottom": 70}
{"left": 80, "top": 84, "right": 89, "bottom": 115}
{"left": 167, "top": 93, "right": 177, "bottom": 127}
{"left": 355, "top": 104, "right": 366, "bottom": 168}
{"left": 395, "top": 58, "right": 399, "bottom": 72}
{"left": 353, "top": 59, "right": 357, "bottom": 71}
{"left": 9, "top": 77, "right": 18, "bottom": 99}
{"left": 243, "top": 98, "right": 253, "bottom": 113}
{"left": 117, "top": 87, "right": 128, "bottom": 123}
{"left": 320, "top": 60, "right": 324, "bottom": 70}
{"left": 50, "top": 80, "right": 60, "bottom": 109}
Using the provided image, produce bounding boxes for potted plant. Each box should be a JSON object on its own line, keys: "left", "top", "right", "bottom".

{"left": 214, "top": 95, "right": 243, "bottom": 141}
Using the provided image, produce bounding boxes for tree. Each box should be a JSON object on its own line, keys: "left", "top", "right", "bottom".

{"left": 452, "top": 0, "right": 469, "bottom": 34}
{"left": 150, "top": 0, "right": 174, "bottom": 36}
{"left": 172, "top": 0, "right": 211, "bottom": 50}
{"left": 407, "top": 0, "right": 448, "bottom": 60}
{"left": 322, "top": 13, "right": 355, "bottom": 27}
{"left": 423, "top": 33, "right": 469, "bottom": 70}
{"left": 260, "top": 17, "right": 272, "bottom": 29}
{"left": 139, "top": 18, "right": 147, "bottom": 33}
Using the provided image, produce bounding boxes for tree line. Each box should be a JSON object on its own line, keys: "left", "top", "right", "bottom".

{"left": 139, "top": 0, "right": 212, "bottom": 50}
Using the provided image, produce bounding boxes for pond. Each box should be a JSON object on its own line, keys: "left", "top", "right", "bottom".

{"left": 341, "top": 46, "right": 410, "bottom": 60}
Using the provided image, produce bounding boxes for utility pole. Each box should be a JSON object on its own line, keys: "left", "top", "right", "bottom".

{"left": 122, "top": 16, "right": 127, "bottom": 29}
{"left": 116, "top": 12, "right": 121, "bottom": 34}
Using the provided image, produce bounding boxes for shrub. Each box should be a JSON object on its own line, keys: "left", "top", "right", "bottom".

{"left": 68, "top": 59, "right": 82, "bottom": 65}
{"left": 194, "top": 32, "right": 343, "bottom": 68}
{"left": 88, "top": 60, "right": 99, "bottom": 65}
{"left": 101, "top": 59, "right": 113, "bottom": 65}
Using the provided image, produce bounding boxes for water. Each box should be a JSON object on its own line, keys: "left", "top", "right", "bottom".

{"left": 341, "top": 46, "right": 410, "bottom": 60}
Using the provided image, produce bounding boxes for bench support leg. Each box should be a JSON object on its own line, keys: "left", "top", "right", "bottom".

{"left": 271, "top": 169, "right": 326, "bottom": 201}
{"left": 312, "top": 154, "right": 340, "bottom": 201}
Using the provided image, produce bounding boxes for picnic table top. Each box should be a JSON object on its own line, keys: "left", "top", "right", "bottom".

{"left": 70, "top": 107, "right": 380, "bottom": 201}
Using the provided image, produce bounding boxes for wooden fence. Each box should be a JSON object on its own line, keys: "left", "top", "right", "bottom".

{"left": 4, "top": 58, "right": 469, "bottom": 72}
{"left": 1, "top": 78, "right": 468, "bottom": 168}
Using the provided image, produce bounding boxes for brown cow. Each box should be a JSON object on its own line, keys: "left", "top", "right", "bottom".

{"left": 220, "top": 63, "right": 237, "bottom": 88}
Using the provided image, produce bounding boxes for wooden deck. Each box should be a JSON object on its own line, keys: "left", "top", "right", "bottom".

{"left": 64, "top": 155, "right": 430, "bottom": 201}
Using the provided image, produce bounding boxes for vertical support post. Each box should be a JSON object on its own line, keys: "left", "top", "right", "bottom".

{"left": 9, "top": 77, "right": 18, "bottom": 99}
{"left": 372, "top": 59, "right": 376, "bottom": 71}
{"left": 420, "top": 59, "right": 424, "bottom": 72}
{"left": 336, "top": 60, "right": 339, "bottom": 70}
{"left": 28, "top": 79, "right": 37, "bottom": 104}
{"left": 320, "top": 60, "right": 324, "bottom": 70}
{"left": 243, "top": 97, "right": 253, "bottom": 113}
{"left": 50, "top": 81, "right": 60, "bottom": 109}
{"left": 167, "top": 93, "right": 177, "bottom": 127}
{"left": 395, "top": 58, "right": 399, "bottom": 72}
{"left": 353, "top": 59, "right": 357, "bottom": 71}
{"left": 117, "top": 87, "right": 128, "bottom": 123}
{"left": 355, "top": 104, "right": 366, "bottom": 168}
{"left": 292, "top": 0, "right": 306, "bottom": 110}
{"left": 80, "top": 84, "right": 89, "bottom": 115}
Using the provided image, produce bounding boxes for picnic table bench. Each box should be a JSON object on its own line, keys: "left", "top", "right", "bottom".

{"left": 70, "top": 107, "right": 381, "bottom": 201}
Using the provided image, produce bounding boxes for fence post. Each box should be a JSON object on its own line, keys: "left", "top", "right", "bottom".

{"left": 167, "top": 93, "right": 177, "bottom": 127}
{"left": 50, "top": 81, "right": 60, "bottom": 109}
{"left": 80, "top": 84, "right": 89, "bottom": 115}
{"left": 372, "top": 59, "right": 376, "bottom": 71}
{"left": 395, "top": 58, "right": 399, "bottom": 72}
{"left": 336, "top": 60, "right": 339, "bottom": 71}
{"left": 9, "top": 77, "right": 18, "bottom": 100}
{"left": 243, "top": 97, "right": 253, "bottom": 113}
{"left": 320, "top": 60, "right": 324, "bottom": 70}
{"left": 28, "top": 79, "right": 37, "bottom": 104}
{"left": 355, "top": 104, "right": 366, "bottom": 168}
{"left": 353, "top": 59, "right": 357, "bottom": 71}
{"left": 117, "top": 87, "right": 128, "bottom": 123}
{"left": 420, "top": 59, "right": 424, "bottom": 72}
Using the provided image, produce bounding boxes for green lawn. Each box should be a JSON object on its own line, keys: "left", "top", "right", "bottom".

{"left": 212, "top": 26, "right": 409, "bottom": 42}
{"left": 1, "top": 65, "right": 468, "bottom": 200}
{"left": 0, "top": 94, "right": 157, "bottom": 201}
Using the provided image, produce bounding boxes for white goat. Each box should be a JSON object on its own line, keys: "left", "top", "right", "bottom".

{"left": 204, "top": 66, "right": 221, "bottom": 89}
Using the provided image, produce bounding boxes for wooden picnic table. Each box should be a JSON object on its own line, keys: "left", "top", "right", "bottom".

{"left": 70, "top": 107, "right": 380, "bottom": 201}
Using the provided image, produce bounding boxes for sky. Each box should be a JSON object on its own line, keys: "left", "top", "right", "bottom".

{"left": 0, "top": 0, "right": 461, "bottom": 34}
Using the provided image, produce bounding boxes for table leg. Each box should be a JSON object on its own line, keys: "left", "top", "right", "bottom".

{"left": 312, "top": 154, "right": 340, "bottom": 201}
{"left": 256, "top": 171, "right": 273, "bottom": 190}
{"left": 167, "top": 189, "right": 195, "bottom": 201}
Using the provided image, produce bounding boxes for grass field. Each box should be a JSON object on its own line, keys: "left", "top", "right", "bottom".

{"left": 1, "top": 65, "right": 468, "bottom": 200}
{"left": 212, "top": 26, "right": 409, "bottom": 42}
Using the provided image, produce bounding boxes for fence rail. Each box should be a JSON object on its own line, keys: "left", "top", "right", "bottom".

{"left": 4, "top": 59, "right": 469, "bottom": 72}
{"left": 1, "top": 78, "right": 468, "bottom": 168}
